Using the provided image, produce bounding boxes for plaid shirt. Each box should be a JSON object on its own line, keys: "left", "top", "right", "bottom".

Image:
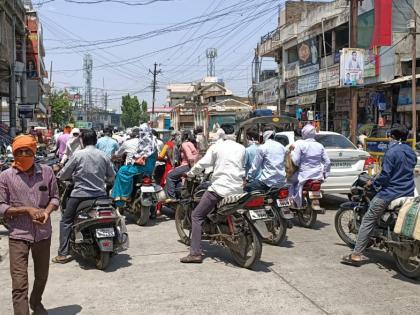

{"left": 0, "top": 164, "right": 59, "bottom": 242}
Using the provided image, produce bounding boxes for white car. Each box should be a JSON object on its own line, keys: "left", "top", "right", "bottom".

{"left": 275, "top": 131, "right": 375, "bottom": 194}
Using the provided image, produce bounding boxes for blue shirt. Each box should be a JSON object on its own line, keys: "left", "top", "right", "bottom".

{"left": 96, "top": 136, "right": 119, "bottom": 158}
{"left": 244, "top": 143, "right": 258, "bottom": 176}
{"left": 247, "top": 139, "right": 286, "bottom": 188}
{"left": 374, "top": 141, "right": 417, "bottom": 202}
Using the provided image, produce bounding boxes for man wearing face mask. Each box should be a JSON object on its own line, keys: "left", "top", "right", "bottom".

{"left": 0, "top": 135, "right": 59, "bottom": 315}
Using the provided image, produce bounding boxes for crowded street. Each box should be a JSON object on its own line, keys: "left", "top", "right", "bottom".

{"left": 2, "top": 0, "right": 420, "bottom": 314}
{"left": 1, "top": 196, "right": 420, "bottom": 314}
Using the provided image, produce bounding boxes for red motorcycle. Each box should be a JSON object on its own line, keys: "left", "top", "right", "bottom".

{"left": 290, "top": 180, "right": 325, "bottom": 228}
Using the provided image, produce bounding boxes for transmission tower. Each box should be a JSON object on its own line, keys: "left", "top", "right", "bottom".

{"left": 206, "top": 48, "right": 217, "bottom": 77}
{"left": 83, "top": 54, "right": 93, "bottom": 108}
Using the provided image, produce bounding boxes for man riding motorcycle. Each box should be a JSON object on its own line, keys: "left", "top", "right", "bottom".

{"left": 245, "top": 130, "right": 286, "bottom": 192}
{"left": 288, "top": 124, "right": 331, "bottom": 208}
{"left": 342, "top": 124, "right": 417, "bottom": 266}
{"left": 53, "top": 129, "right": 115, "bottom": 264}
{"left": 180, "top": 126, "right": 246, "bottom": 264}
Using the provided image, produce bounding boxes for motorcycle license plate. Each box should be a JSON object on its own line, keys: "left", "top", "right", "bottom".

{"left": 280, "top": 208, "right": 294, "bottom": 220}
{"left": 276, "top": 199, "right": 291, "bottom": 207}
{"left": 309, "top": 191, "right": 322, "bottom": 199}
{"left": 249, "top": 209, "right": 268, "bottom": 220}
{"left": 141, "top": 186, "right": 155, "bottom": 193}
{"left": 96, "top": 228, "right": 115, "bottom": 238}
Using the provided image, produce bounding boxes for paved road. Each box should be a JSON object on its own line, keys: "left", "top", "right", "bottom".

{"left": 1, "top": 196, "right": 419, "bottom": 315}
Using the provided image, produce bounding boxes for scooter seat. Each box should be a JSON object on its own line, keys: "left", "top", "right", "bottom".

{"left": 388, "top": 197, "right": 413, "bottom": 211}
{"left": 76, "top": 198, "right": 113, "bottom": 212}
{"left": 217, "top": 193, "right": 248, "bottom": 209}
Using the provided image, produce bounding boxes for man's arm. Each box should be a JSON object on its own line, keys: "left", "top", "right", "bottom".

{"left": 188, "top": 145, "right": 216, "bottom": 176}
{"left": 247, "top": 147, "right": 264, "bottom": 181}
{"left": 115, "top": 142, "right": 127, "bottom": 156}
{"left": 321, "top": 147, "right": 331, "bottom": 178}
{"left": 0, "top": 174, "right": 42, "bottom": 221}
{"left": 374, "top": 153, "right": 393, "bottom": 188}
{"left": 105, "top": 157, "right": 116, "bottom": 182}
{"left": 57, "top": 154, "right": 78, "bottom": 181}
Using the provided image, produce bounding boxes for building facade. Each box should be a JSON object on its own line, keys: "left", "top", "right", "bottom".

{"left": 256, "top": 0, "right": 420, "bottom": 136}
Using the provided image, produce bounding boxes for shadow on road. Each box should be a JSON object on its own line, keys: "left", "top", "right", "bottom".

{"left": 292, "top": 219, "right": 330, "bottom": 231}
{"left": 48, "top": 304, "right": 82, "bottom": 315}
{"left": 201, "top": 242, "right": 273, "bottom": 273}
{"left": 74, "top": 253, "right": 132, "bottom": 272}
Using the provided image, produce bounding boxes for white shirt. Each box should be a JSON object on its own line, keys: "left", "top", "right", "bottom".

{"left": 116, "top": 137, "right": 139, "bottom": 164}
{"left": 188, "top": 139, "right": 245, "bottom": 197}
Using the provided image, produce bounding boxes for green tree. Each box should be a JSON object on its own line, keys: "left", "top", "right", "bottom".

{"left": 49, "top": 91, "right": 72, "bottom": 128}
{"left": 121, "top": 94, "right": 149, "bottom": 128}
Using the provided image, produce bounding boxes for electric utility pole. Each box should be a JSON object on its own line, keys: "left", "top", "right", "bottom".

{"left": 349, "top": 0, "right": 362, "bottom": 144}
{"left": 149, "top": 62, "right": 161, "bottom": 124}
{"left": 410, "top": 11, "right": 417, "bottom": 143}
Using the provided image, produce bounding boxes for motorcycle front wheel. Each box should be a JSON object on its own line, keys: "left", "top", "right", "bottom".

{"left": 229, "top": 222, "right": 262, "bottom": 269}
{"left": 175, "top": 204, "right": 191, "bottom": 245}
{"left": 335, "top": 207, "right": 358, "bottom": 247}
{"left": 393, "top": 249, "right": 420, "bottom": 279}
{"left": 95, "top": 252, "right": 111, "bottom": 270}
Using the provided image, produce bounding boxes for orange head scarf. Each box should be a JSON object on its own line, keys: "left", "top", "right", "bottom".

{"left": 63, "top": 126, "right": 71, "bottom": 134}
{"left": 12, "top": 135, "right": 37, "bottom": 172}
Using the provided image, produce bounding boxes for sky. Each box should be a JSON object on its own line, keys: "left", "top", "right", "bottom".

{"left": 36, "top": 0, "right": 283, "bottom": 112}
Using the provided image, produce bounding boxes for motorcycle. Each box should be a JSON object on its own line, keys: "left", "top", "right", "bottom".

{"left": 67, "top": 197, "right": 129, "bottom": 270}
{"left": 174, "top": 175, "right": 265, "bottom": 269}
{"left": 335, "top": 173, "right": 420, "bottom": 279}
{"left": 290, "top": 179, "right": 325, "bottom": 228}
{"left": 119, "top": 174, "right": 166, "bottom": 226}
{"left": 261, "top": 186, "right": 294, "bottom": 245}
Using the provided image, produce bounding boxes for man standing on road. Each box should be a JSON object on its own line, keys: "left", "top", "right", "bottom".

{"left": 245, "top": 130, "right": 286, "bottom": 192}
{"left": 53, "top": 130, "right": 115, "bottom": 264}
{"left": 0, "top": 135, "right": 59, "bottom": 315}
{"left": 342, "top": 124, "right": 417, "bottom": 266}
{"left": 180, "top": 126, "right": 245, "bottom": 263}
{"left": 96, "top": 127, "right": 119, "bottom": 158}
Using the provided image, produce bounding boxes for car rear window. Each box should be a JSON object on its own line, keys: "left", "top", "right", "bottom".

{"left": 315, "top": 134, "right": 356, "bottom": 149}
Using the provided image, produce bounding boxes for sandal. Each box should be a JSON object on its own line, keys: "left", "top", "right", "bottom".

{"left": 341, "top": 254, "right": 366, "bottom": 267}
{"left": 52, "top": 255, "right": 73, "bottom": 264}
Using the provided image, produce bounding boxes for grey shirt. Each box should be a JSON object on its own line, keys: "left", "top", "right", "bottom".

{"left": 58, "top": 145, "right": 115, "bottom": 198}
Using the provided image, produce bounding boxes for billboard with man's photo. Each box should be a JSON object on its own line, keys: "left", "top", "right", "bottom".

{"left": 340, "top": 48, "right": 365, "bottom": 87}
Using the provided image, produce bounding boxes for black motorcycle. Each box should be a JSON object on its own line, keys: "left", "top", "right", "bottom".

{"left": 335, "top": 173, "right": 420, "bottom": 279}
{"left": 175, "top": 175, "right": 266, "bottom": 269}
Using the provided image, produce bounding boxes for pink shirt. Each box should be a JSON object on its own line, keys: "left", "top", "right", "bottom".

{"left": 181, "top": 141, "right": 199, "bottom": 166}
{"left": 56, "top": 133, "right": 71, "bottom": 158}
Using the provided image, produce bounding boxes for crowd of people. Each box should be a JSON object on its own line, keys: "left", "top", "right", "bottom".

{"left": 0, "top": 122, "right": 417, "bottom": 314}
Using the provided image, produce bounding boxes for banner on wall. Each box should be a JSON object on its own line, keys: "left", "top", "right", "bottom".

{"left": 298, "top": 39, "right": 319, "bottom": 75}
{"left": 340, "top": 48, "right": 365, "bottom": 87}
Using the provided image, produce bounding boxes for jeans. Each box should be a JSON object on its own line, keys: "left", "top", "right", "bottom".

{"left": 58, "top": 196, "right": 104, "bottom": 256}
{"left": 9, "top": 238, "right": 51, "bottom": 315}
{"left": 244, "top": 180, "right": 269, "bottom": 193}
{"left": 190, "top": 191, "right": 222, "bottom": 256}
{"left": 165, "top": 165, "right": 190, "bottom": 199}
{"left": 353, "top": 196, "right": 390, "bottom": 255}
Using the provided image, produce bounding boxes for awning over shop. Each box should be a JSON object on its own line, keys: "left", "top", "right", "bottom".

{"left": 382, "top": 74, "right": 420, "bottom": 85}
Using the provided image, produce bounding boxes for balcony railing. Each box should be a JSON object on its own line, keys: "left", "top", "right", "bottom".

{"left": 258, "top": 28, "right": 281, "bottom": 57}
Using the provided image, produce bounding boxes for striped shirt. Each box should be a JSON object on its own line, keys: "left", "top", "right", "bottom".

{"left": 0, "top": 164, "right": 59, "bottom": 242}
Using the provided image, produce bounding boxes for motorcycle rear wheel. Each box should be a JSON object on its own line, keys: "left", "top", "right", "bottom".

{"left": 95, "top": 252, "right": 111, "bottom": 270}
{"left": 394, "top": 252, "right": 420, "bottom": 279}
{"left": 135, "top": 205, "right": 150, "bottom": 226}
{"left": 265, "top": 213, "right": 287, "bottom": 246}
{"left": 335, "top": 207, "right": 358, "bottom": 248}
{"left": 229, "top": 223, "right": 262, "bottom": 269}
{"left": 297, "top": 200, "right": 317, "bottom": 228}
{"left": 175, "top": 204, "right": 191, "bottom": 245}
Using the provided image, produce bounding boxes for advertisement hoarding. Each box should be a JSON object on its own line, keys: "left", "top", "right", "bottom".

{"left": 340, "top": 48, "right": 365, "bottom": 87}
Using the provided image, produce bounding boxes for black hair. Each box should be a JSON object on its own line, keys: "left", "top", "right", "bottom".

{"left": 390, "top": 124, "right": 409, "bottom": 141}
{"left": 246, "top": 130, "right": 259, "bottom": 141}
{"left": 194, "top": 126, "right": 203, "bottom": 135}
{"left": 81, "top": 129, "right": 97, "bottom": 146}
{"left": 151, "top": 129, "right": 159, "bottom": 138}
{"left": 103, "top": 127, "right": 112, "bottom": 135}
{"left": 169, "top": 126, "right": 174, "bottom": 130}
{"left": 221, "top": 125, "right": 234, "bottom": 135}
{"left": 181, "top": 131, "right": 191, "bottom": 142}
